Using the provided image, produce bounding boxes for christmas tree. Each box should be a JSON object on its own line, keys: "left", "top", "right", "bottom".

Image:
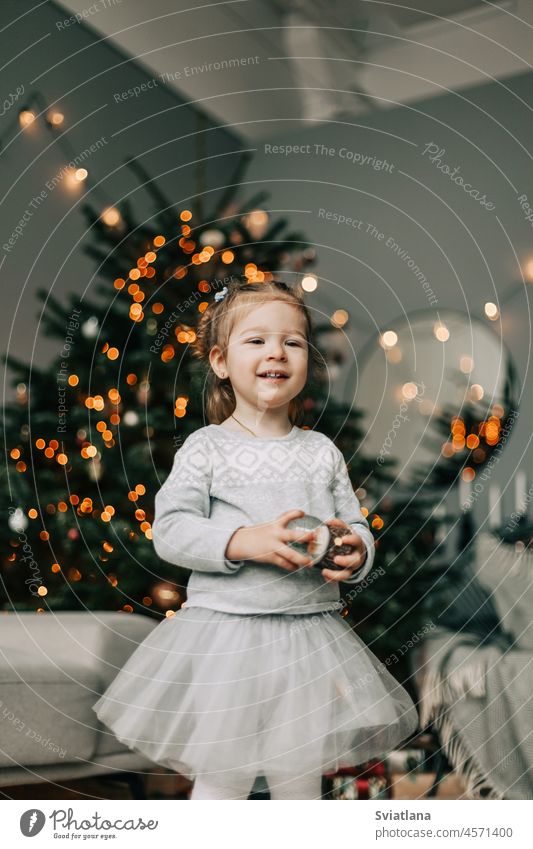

{"left": 2, "top": 152, "right": 445, "bottom": 668}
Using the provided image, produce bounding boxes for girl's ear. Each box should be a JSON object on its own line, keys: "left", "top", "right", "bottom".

{"left": 209, "top": 345, "right": 226, "bottom": 378}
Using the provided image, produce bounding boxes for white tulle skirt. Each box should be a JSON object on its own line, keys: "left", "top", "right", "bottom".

{"left": 92, "top": 606, "right": 419, "bottom": 781}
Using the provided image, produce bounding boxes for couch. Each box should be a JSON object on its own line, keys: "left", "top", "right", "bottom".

{"left": 0, "top": 611, "right": 159, "bottom": 795}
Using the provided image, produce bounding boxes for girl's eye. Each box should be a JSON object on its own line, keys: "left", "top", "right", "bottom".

{"left": 246, "top": 339, "right": 302, "bottom": 346}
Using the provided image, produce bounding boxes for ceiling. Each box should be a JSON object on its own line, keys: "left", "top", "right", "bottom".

{"left": 56, "top": 0, "right": 533, "bottom": 140}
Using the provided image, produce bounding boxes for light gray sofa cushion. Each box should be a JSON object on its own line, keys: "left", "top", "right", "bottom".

{"left": 0, "top": 611, "right": 157, "bottom": 767}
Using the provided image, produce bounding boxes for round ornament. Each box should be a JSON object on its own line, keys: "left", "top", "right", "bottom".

{"left": 286, "top": 514, "right": 357, "bottom": 570}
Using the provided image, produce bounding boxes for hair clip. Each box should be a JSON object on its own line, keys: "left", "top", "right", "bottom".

{"left": 214, "top": 286, "right": 228, "bottom": 303}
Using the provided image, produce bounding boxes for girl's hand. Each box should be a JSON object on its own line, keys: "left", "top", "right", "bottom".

{"left": 225, "top": 509, "right": 318, "bottom": 571}
{"left": 320, "top": 518, "right": 367, "bottom": 583}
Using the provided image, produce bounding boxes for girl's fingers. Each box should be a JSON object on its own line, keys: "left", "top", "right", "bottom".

{"left": 285, "top": 528, "right": 316, "bottom": 544}
{"left": 325, "top": 518, "right": 350, "bottom": 529}
{"left": 321, "top": 567, "right": 354, "bottom": 582}
{"left": 280, "top": 543, "right": 313, "bottom": 568}
{"left": 279, "top": 509, "right": 306, "bottom": 525}
{"left": 332, "top": 553, "right": 361, "bottom": 566}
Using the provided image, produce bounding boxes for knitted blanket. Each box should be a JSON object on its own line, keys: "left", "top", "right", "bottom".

{"left": 416, "top": 628, "right": 533, "bottom": 799}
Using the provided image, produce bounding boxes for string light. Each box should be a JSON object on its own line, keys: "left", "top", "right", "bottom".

{"left": 460, "top": 356, "right": 474, "bottom": 373}
{"left": 468, "top": 383, "right": 484, "bottom": 401}
{"left": 19, "top": 109, "right": 36, "bottom": 128}
{"left": 301, "top": 275, "right": 317, "bottom": 292}
{"left": 524, "top": 260, "right": 533, "bottom": 282}
{"left": 433, "top": 322, "right": 450, "bottom": 342}
{"left": 244, "top": 209, "right": 269, "bottom": 239}
{"left": 47, "top": 111, "right": 64, "bottom": 126}
{"left": 100, "top": 206, "right": 122, "bottom": 227}
{"left": 380, "top": 331, "right": 398, "bottom": 348}
{"left": 331, "top": 309, "right": 348, "bottom": 328}
{"left": 402, "top": 382, "right": 418, "bottom": 400}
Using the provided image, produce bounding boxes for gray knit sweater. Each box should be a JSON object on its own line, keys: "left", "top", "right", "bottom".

{"left": 152, "top": 424, "right": 375, "bottom": 615}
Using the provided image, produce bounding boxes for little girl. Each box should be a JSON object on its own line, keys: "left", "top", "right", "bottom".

{"left": 93, "top": 278, "right": 419, "bottom": 800}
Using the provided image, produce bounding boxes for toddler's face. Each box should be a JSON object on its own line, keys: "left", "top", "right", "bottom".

{"left": 216, "top": 301, "right": 309, "bottom": 412}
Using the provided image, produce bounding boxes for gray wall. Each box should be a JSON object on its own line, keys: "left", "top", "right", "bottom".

{"left": 1, "top": 0, "right": 242, "bottom": 394}
{"left": 246, "top": 70, "right": 533, "bottom": 524}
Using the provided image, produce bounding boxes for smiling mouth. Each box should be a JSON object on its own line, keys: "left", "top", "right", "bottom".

{"left": 257, "top": 372, "right": 289, "bottom": 380}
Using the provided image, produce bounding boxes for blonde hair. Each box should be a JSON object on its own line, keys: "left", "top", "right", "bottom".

{"left": 192, "top": 278, "right": 325, "bottom": 425}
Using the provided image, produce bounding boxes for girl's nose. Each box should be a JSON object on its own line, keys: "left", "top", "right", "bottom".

{"left": 267, "top": 342, "right": 286, "bottom": 359}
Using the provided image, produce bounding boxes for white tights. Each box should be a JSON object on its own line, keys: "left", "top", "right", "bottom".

{"left": 191, "top": 771, "right": 323, "bottom": 800}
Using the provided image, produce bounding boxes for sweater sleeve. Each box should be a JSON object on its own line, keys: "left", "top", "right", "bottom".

{"left": 330, "top": 446, "right": 375, "bottom": 584}
{"left": 152, "top": 431, "right": 245, "bottom": 574}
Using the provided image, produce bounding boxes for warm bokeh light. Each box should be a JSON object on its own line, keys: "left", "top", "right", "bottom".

{"left": 380, "top": 330, "right": 398, "bottom": 348}
{"left": 74, "top": 168, "right": 88, "bottom": 182}
{"left": 460, "top": 356, "right": 474, "bottom": 373}
{"left": 484, "top": 302, "right": 499, "bottom": 320}
{"left": 48, "top": 111, "right": 64, "bottom": 126}
{"left": 524, "top": 259, "right": 533, "bottom": 282}
{"left": 100, "top": 206, "right": 121, "bottom": 227}
{"left": 433, "top": 322, "right": 450, "bottom": 342}
{"left": 19, "top": 110, "right": 36, "bottom": 128}
{"left": 469, "top": 383, "right": 484, "bottom": 401}
{"left": 385, "top": 346, "right": 402, "bottom": 364}
{"left": 244, "top": 209, "right": 269, "bottom": 238}
{"left": 301, "top": 276, "right": 317, "bottom": 292}
{"left": 331, "top": 309, "right": 348, "bottom": 328}
{"left": 402, "top": 382, "right": 418, "bottom": 400}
